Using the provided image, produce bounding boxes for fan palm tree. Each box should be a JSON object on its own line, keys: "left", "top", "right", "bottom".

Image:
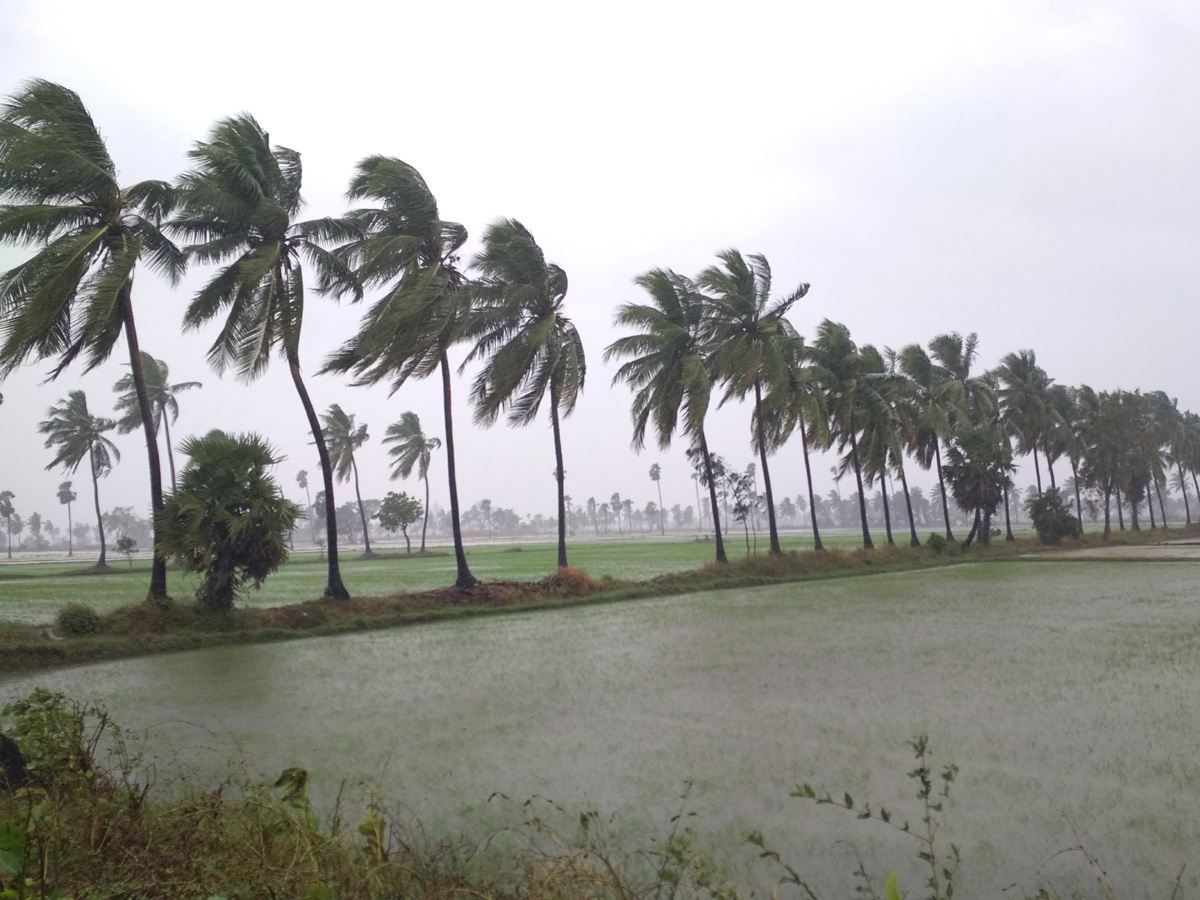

{"left": 321, "top": 404, "right": 373, "bottom": 556}
{"left": 606, "top": 268, "right": 727, "bottom": 563}
{"left": 321, "top": 156, "right": 477, "bottom": 589}
{"left": 383, "top": 412, "right": 441, "bottom": 552}
{"left": 696, "top": 250, "right": 808, "bottom": 556}
{"left": 465, "top": 219, "right": 585, "bottom": 568}
{"left": 114, "top": 352, "right": 202, "bottom": 490}
{"left": 0, "top": 80, "right": 183, "bottom": 597}
{"left": 38, "top": 391, "right": 119, "bottom": 567}
{"left": 169, "top": 113, "right": 355, "bottom": 600}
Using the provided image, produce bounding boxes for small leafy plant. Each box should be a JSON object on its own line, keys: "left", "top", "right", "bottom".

{"left": 54, "top": 603, "right": 99, "bottom": 637}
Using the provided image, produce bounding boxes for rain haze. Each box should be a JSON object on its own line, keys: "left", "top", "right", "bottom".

{"left": 2, "top": 0, "right": 1198, "bottom": 534}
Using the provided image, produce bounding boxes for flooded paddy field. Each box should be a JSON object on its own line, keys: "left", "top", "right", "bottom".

{"left": 3, "top": 559, "right": 1198, "bottom": 896}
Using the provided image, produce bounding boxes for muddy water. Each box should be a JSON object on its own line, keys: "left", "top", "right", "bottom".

{"left": 3, "top": 560, "right": 1200, "bottom": 896}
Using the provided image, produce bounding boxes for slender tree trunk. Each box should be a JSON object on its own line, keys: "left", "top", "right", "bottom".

{"left": 1003, "top": 483, "right": 1014, "bottom": 540}
{"left": 1129, "top": 488, "right": 1141, "bottom": 531}
{"left": 5, "top": 517, "right": 9, "bottom": 559}
{"left": 656, "top": 479, "right": 664, "bottom": 535}
{"left": 440, "top": 352, "right": 476, "bottom": 589}
{"left": 287, "top": 351, "right": 348, "bottom": 600}
{"left": 880, "top": 474, "right": 895, "bottom": 546}
{"left": 351, "top": 457, "right": 373, "bottom": 554}
{"left": 304, "top": 484, "right": 316, "bottom": 544}
{"left": 1154, "top": 474, "right": 1168, "bottom": 528}
{"left": 800, "top": 423, "right": 823, "bottom": 550}
{"left": 1147, "top": 484, "right": 1157, "bottom": 529}
{"left": 89, "top": 441, "right": 106, "bottom": 567}
{"left": 698, "top": 428, "right": 727, "bottom": 563}
{"left": 962, "top": 509, "right": 980, "bottom": 548}
{"left": 1191, "top": 470, "right": 1200, "bottom": 525}
{"left": 66, "top": 502, "right": 73, "bottom": 557}
{"left": 752, "top": 381, "right": 782, "bottom": 555}
{"left": 934, "top": 442, "right": 955, "bottom": 541}
{"left": 897, "top": 461, "right": 920, "bottom": 547}
{"left": 120, "top": 285, "right": 167, "bottom": 598}
{"left": 420, "top": 473, "right": 430, "bottom": 552}
{"left": 1071, "top": 458, "right": 1084, "bottom": 533}
{"left": 849, "top": 426, "right": 874, "bottom": 549}
{"left": 161, "top": 412, "right": 179, "bottom": 492}
{"left": 1047, "top": 453, "right": 1057, "bottom": 489}
{"left": 1032, "top": 447, "right": 1043, "bottom": 494}
{"left": 980, "top": 506, "right": 993, "bottom": 545}
{"left": 402, "top": 526, "right": 411, "bottom": 553}
{"left": 1179, "top": 462, "right": 1192, "bottom": 525}
{"left": 550, "top": 383, "right": 568, "bottom": 569}
{"left": 1103, "top": 484, "right": 1112, "bottom": 538}
{"left": 1116, "top": 483, "right": 1125, "bottom": 530}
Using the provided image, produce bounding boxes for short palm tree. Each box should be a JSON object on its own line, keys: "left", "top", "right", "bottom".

{"left": 114, "top": 352, "right": 202, "bottom": 490}
{"left": 321, "top": 404, "right": 373, "bottom": 556}
{"left": 321, "top": 156, "right": 477, "bottom": 589}
{"left": 0, "top": 80, "right": 183, "bottom": 597}
{"left": 382, "top": 412, "right": 441, "bottom": 553}
{"left": 57, "top": 481, "right": 76, "bottom": 556}
{"left": 38, "top": 391, "right": 119, "bottom": 567}
{"left": 170, "top": 113, "right": 355, "bottom": 600}
{"left": 606, "top": 268, "right": 727, "bottom": 563}
{"left": 465, "top": 219, "right": 585, "bottom": 568}
{"left": 696, "top": 250, "right": 808, "bottom": 556}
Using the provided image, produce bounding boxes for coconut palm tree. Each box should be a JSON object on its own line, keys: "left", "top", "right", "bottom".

{"left": 649, "top": 463, "right": 665, "bottom": 535}
{"left": 170, "top": 113, "right": 354, "bottom": 599}
{"left": 57, "top": 481, "right": 76, "bottom": 556}
{"left": 320, "top": 156, "right": 476, "bottom": 589}
{"left": 606, "top": 268, "right": 727, "bottom": 563}
{"left": 113, "top": 352, "right": 202, "bottom": 490}
{"left": 0, "top": 491, "right": 13, "bottom": 560}
{"left": 383, "top": 412, "right": 441, "bottom": 553}
{"left": 295, "top": 469, "right": 317, "bottom": 543}
{"left": 465, "top": 218, "right": 585, "bottom": 568}
{"left": 696, "top": 250, "right": 808, "bottom": 556}
{"left": 992, "top": 349, "right": 1052, "bottom": 494}
{"left": 321, "top": 404, "right": 374, "bottom": 556}
{"left": 38, "top": 391, "right": 119, "bottom": 567}
{"left": 0, "top": 80, "right": 183, "bottom": 597}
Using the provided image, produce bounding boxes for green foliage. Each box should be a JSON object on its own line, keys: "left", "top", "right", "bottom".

{"left": 925, "top": 532, "right": 947, "bottom": 553}
{"left": 1025, "top": 487, "right": 1082, "bottom": 545}
{"left": 156, "top": 431, "right": 299, "bottom": 612}
{"left": 115, "top": 534, "right": 137, "bottom": 567}
{"left": 376, "top": 492, "right": 422, "bottom": 552}
{"left": 55, "top": 602, "right": 99, "bottom": 637}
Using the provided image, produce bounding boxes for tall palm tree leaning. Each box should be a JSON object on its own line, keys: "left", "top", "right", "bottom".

{"left": 320, "top": 403, "right": 374, "bottom": 556}
{"left": 465, "top": 218, "right": 585, "bottom": 569}
{"left": 38, "top": 391, "right": 119, "bottom": 568}
{"left": 383, "top": 412, "right": 441, "bottom": 553}
{"left": 0, "top": 80, "right": 183, "bottom": 598}
{"left": 114, "top": 351, "right": 202, "bottom": 490}
{"left": 321, "top": 156, "right": 477, "bottom": 590}
{"left": 170, "top": 113, "right": 355, "bottom": 600}
{"left": 696, "top": 250, "right": 808, "bottom": 556}
{"left": 606, "top": 268, "right": 727, "bottom": 564}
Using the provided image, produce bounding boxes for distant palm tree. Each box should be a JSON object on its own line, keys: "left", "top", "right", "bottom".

{"left": 0, "top": 80, "right": 183, "bottom": 597}
{"left": 295, "top": 470, "right": 316, "bottom": 543}
{"left": 114, "top": 352, "right": 202, "bottom": 490}
{"left": 383, "top": 412, "right": 441, "bottom": 553}
{"left": 649, "top": 463, "right": 665, "bottom": 534}
{"left": 321, "top": 157, "right": 476, "bottom": 589}
{"left": 696, "top": 250, "right": 808, "bottom": 556}
{"left": 0, "top": 491, "right": 13, "bottom": 560}
{"left": 170, "top": 113, "right": 355, "bottom": 599}
{"left": 321, "top": 404, "right": 374, "bottom": 556}
{"left": 606, "top": 268, "right": 727, "bottom": 562}
{"left": 466, "top": 219, "right": 585, "bottom": 568}
{"left": 57, "top": 481, "right": 76, "bottom": 556}
{"left": 38, "top": 391, "right": 119, "bottom": 567}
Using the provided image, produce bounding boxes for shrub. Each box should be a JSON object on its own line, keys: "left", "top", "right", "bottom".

{"left": 925, "top": 532, "right": 947, "bottom": 553}
{"left": 56, "top": 602, "right": 100, "bottom": 637}
{"left": 1025, "top": 488, "right": 1082, "bottom": 544}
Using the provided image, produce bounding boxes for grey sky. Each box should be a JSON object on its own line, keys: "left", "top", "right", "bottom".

{"left": 2, "top": 0, "right": 1198, "bottom": 529}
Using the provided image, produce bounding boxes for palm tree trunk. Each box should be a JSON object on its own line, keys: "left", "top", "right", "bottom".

{"left": 304, "top": 484, "right": 316, "bottom": 544}
{"left": 120, "top": 285, "right": 167, "bottom": 597}
{"left": 753, "top": 381, "right": 782, "bottom": 556}
{"left": 287, "top": 351, "right": 349, "bottom": 600}
{"left": 1179, "top": 462, "right": 1192, "bottom": 525}
{"left": 698, "top": 428, "right": 727, "bottom": 563}
{"left": 1047, "top": 452, "right": 1057, "bottom": 489}
{"left": 1003, "top": 483, "right": 1014, "bottom": 540}
{"left": 1103, "top": 484, "right": 1112, "bottom": 538}
{"left": 1147, "top": 483, "right": 1157, "bottom": 528}
{"left": 89, "top": 441, "right": 106, "bottom": 567}
{"left": 656, "top": 480, "right": 664, "bottom": 535}
{"left": 934, "top": 442, "right": 955, "bottom": 542}
{"left": 1071, "top": 458, "right": 1084, "bottom": 532}
{"left": 800, "top": 422, "right": 823, "bottom": 551}
{"left": 161, "top": 412, "right": 178, "bottom": 492}
{"left": 66, "top": 502, "right": 73, "bottom": 557}
{"left": 897, "top": 462, "right": 920, "bottom": 547}
{"left": 440, "top": 352, "right": 476, "bottom": 589}
{"left": 962, "top": 509, "right": 980, "bottom": 548}
{"left": 550, "top": 382, "right": 568, "bottom": 569}
{"left": 351, "top": 456, "right": 373, "bottom": 554}
{"left": 1155, "top": 475, "right": 1168, "bottom": 528}
{"left": 880, "top": 475, "right": 895, "bottom": 546}
{"left": 1115, "top": 483, "right": 1125, "bottom": 530}
{"left": 848, "top": 426, "right": 874, "bottom": 550}
{"left": 420, "top": 472, "right": 430, "bottom": 552}
{"left": 5, "top": 517, "right": 9, "bottom": 559}
{"left": 1032, "top": 447, "right": 1043, "bottom": 494}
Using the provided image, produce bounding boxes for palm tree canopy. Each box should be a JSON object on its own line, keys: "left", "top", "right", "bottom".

{"left": 605, "top": 268, "right": 712, "bottom": 450}
{"left": 383, "top": 411, "right": 441, "bottom": 481}
{"left": 0, "top": 80, "right": 183, "bottom": 377}
{"left": 170, "top": 114, "right": 357, "bottom": 380}
{"left": 694, "top": 250, "right": 807, "bottom": 404}
{"left": 320, "top": 155, "right": 471, "bottom": 389}
{"left": 758, "top": 334, "right": 831, "bottom": 454}
{"left": 465, "top": 218, "right": 586, "bottom": 426}
{"left": 38, "top": 390, "right": 119, "bottom": 475}
{"left": 113, "top": 351, "right": 203, "bottom": 434}
{"left": 320, "top": 403, "right": 369, "bottom": 483}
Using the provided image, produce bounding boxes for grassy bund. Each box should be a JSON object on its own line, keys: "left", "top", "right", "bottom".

{"left": 2, "top": 529, "right": 1200, "bottom": 898}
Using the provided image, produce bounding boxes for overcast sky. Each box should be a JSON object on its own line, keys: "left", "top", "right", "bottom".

{"left": 2, "top": 0, "right": 1198, "bottom": 532}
